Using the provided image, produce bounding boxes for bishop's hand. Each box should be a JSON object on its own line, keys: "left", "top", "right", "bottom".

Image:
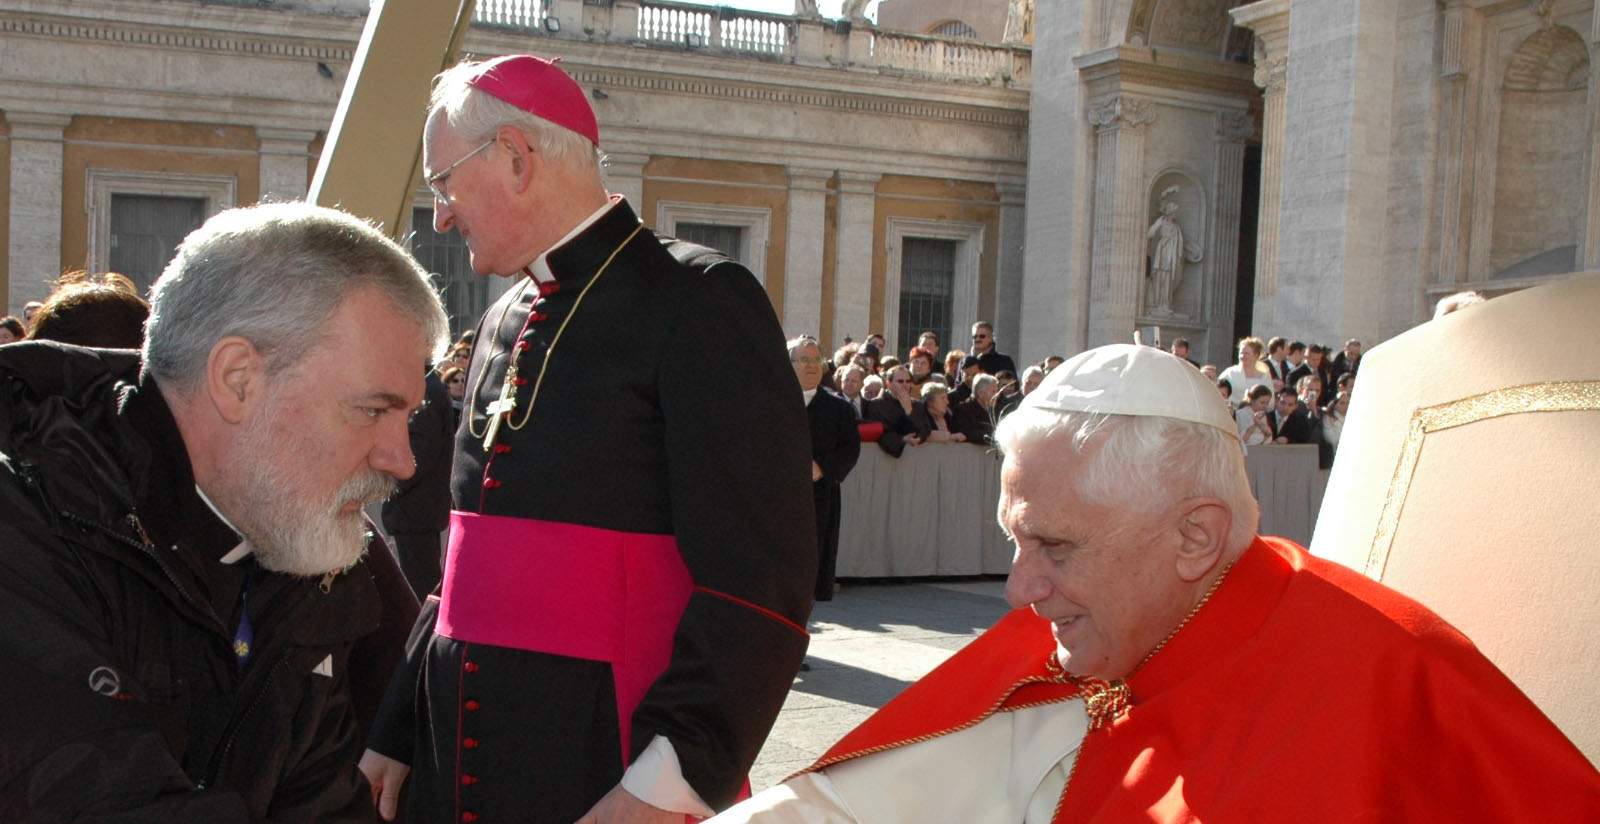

{"left": 359, "top": 748, "right": 410, "bottom": 821}
{"left": 574, "top": 784, "right": 682, "bottom": 824}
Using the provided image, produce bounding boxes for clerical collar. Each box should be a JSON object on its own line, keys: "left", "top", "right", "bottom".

{"left": 519, "top": 193, "right": 625, "bottom": 284}
{"left": 194, "top": 483, "right": 250, "bottom": 564}
{"left": 802, "top": 388, "right": 818, "bottom": 406}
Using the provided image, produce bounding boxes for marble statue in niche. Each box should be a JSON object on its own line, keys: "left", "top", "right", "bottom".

{"left": 1146, "top": 186, "right": 1202, "bottom": 316}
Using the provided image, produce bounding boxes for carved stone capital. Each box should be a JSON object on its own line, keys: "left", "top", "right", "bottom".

{"left": 1088, "top": 95, "right": 1156, "bottom": 132}
{"left": 1216, "top": 110, "right": 1255, "bottom": 143}
{"left": 1253, "top": 54, "right": 1287, "bottom": 92}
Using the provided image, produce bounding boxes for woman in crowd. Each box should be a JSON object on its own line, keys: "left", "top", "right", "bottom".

{"left": 910, "top": 382, "right": 965, "bottom": 444}
{"left": 1321, "top": 389, "right": 1351, "bottom": 453}
{"left": 907, "top": 347, "right": 939, "bottom": 389}
{"left": 0, "top": 316, "right": 23, "bottom": 344}
{"left": 440, "top": 365, "right": 466, "bottom": 430}
{"left": 1220, "top": 336, "right": 1273, "bottom": 407}
{"left": 943, "top": 349, "right": 967, "bottom": 388}
{"left": 1216, "top": 377, "right": 1233, "bottom": 406}
{"left": 1235, "top": 383, "right": 1275, "bottom": 447}
{"left": 861, "top": 374, "right": 884, "bottom": 401}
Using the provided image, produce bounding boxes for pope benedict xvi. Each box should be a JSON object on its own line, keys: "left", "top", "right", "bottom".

{"left": 711, "top": 343, "right": 1600, "bottom": 822}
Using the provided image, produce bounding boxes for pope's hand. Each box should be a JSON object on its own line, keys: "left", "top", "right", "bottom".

{"left": 359, "top": 749, "right": 410, "bottom": 822}
{"left": 574, "top": 785, "right": 682, "bottom": 824}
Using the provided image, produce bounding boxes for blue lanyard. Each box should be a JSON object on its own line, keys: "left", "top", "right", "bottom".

{"left": 232, "top": 577, "right": 253, "bottom": 670}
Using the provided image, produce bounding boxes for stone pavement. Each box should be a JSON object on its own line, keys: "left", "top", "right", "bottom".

{"left": 749, "top": 578, "right": 1013, "bottom": 791}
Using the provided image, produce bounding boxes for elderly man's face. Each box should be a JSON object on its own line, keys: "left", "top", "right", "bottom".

{"left": 424, "top": 114, "right": 525, "bottom": 277}
{"left": 975, "top": 382, "right": 999, "bottom": 406}
{"left": 1023, "top": 371, "right": 1043, "bottom": 395}
{"left": 1001, "top": 435, "right": 1194, "bottom": 682}
{"left": 219, "top": 289, "right": 426, "bottom": 576}
{"left": 840, "top": 369, "right": 863, "bottom": 399}
{"left": 792, "top": 344, "right": 823, "bottom": 392}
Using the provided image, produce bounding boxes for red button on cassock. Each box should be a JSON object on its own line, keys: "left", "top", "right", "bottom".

{"left": 464, "top": 700, "right": 480, "bottom": 711}
{"left": 539, "top": 280, "right": 560, "bottom": 297}
{"left": 512, "top": 377, "right": 529, "bottom": 387}
{"left": 462, "top": 775, "right": 478, "bottom": 786}
{"left": 530, "top": 312, "right": 548, "bottom": 322}
{"left": 462, "top": 813, "right": 478, "bottom": 823}
{"left": 494, "top": 444, "right": 512, "bottom": 455}
{"left": 483, "top": 478, "right": 501, "bottom": 489}
{"left": 464, "top": 661, "right": 480, "bottom": 673}
{"left": 464, "top": 737, "right": 480, "bottom": 749}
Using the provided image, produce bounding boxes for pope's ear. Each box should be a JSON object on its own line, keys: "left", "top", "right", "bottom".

{"left": 1174, "top": 497, "right": 1231, "bottom": 582}
{"left": 501, "top": 126, "right": 536, "bottom": 190}
{"left": 206, "top": 335, "right": 264, "bottom": 425}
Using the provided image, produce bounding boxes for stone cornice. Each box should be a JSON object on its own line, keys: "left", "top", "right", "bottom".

{"left": 1073, "top": 45, "right": 1257, "bottom": 99}
{"left": 0, "top": 8, "right": 358, "bottom": 63}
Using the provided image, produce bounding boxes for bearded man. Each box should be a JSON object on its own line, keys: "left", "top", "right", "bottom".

{"left": 0, "top": 202, "right": 448, "bottom": 820}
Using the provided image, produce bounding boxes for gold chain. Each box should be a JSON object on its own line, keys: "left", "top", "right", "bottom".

{"left": 464, "top": 279, "right": 532, "bottom": 440}
{"left": 467, "top": 222, "right": 645, "bottom": 441}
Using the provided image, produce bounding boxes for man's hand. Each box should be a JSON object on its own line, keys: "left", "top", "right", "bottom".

{"left": 812, "top": 460, "right": 823, "bottom": 482}
{"left": 575, "top": 784, "right": 683, "bottom": 824}
{"left": 359, "top": 749, "right": 411, "bottom": 822}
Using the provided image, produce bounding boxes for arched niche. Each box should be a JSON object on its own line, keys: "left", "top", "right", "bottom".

{"left": 1489, "top": 25, "right": 1589, "bottom": 278}
{"left": 1142, "top": 170, "right": 1208, "bottom": 319}
{"left": 1125, "top": 0, "right": 1254, "bottom": 60}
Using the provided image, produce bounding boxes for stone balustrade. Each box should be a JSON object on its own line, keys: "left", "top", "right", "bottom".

{"left": 472, "top": 0, "right": 1030, "bottom": 87}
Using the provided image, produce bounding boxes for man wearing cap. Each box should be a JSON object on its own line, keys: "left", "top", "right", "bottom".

{"left": 362, "top": 56, "right": 815, "bottom": 824}
{"left": 709, "top": 344, "right": 1600, "bottom": 822}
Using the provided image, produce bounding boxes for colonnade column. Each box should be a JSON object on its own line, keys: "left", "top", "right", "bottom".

{"left": 7, "top": 112, "right": 72, "bottom": 314}
{"left": 830, "top": 171, "right": 878, "bottom": 346}
{"left": 1209, "top": 111, "right": 1253, "bottom": 351}
{"left": 1583, "top": 7, "right": 1600, "bottom": 269}
{"left": 1230, "top": 0, "right": 1289, "bottom": 334}
{"left": 783, "top": 166, "right": 831, "bottom": 340}
{"left": 1085, "top": 94, "right": 1153, "bottom": 347}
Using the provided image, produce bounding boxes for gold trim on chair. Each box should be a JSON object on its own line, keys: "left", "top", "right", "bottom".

{"left": 1367, "top": 381, "right": 1600, "bottom": 578}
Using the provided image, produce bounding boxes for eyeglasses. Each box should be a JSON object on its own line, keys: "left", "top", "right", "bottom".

{"left": 795, "top": 357, "right": 823, "bottom": 365}
{"left": 972, "top": 333, "right": 990, "bottom": 340}
{"left": 426, "top": 139, "right": 495, "bottom": 202}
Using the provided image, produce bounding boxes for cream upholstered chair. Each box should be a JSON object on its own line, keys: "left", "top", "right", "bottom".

{"left": 1310, "top": 273, "right": 1600, "bottom": 766}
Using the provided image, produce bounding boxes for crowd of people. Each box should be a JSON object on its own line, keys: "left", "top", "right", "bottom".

{"left": 0, "top": 270, "right": 150, "bottom": 349}
{"left": 814, "top": 322, "right": 1056, "bottom": 457}
{"left": 1202, "top": 334, "right": 1357, "bottom": 468}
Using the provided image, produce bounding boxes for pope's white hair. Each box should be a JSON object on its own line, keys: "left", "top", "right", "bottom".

{"left": 994, "top": 406, "right": 1258, "bottom": 555}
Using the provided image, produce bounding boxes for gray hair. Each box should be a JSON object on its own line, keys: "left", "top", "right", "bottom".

{"left": 787, "top": 334, "right": 820, "bottom": 359}
{"left": 143, "top": 202, "right": 448, "bottom": 390}
{"left": 918, "top": 381, "right": 949, "bottom": 402}
{"left": 429, "top": 60, "right": 602, "bottom": 174}
{"left": 972, "top": 373, "right": 998, "bottom": 394}
{"left": 1021, "top": 365, "right": 1045, "bottom": 384}
{"left": 994, "top": 408, "right": 1258, "bottom": 555}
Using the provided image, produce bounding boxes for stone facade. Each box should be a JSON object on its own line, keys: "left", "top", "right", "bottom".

{"left": 0, "top": 0, "right": 1028, "bottom": 353}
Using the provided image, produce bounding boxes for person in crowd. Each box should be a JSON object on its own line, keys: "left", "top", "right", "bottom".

{"left": 833, "top": 341, "right": 860, "bottom": 382}
{"left": 943, "top": 348, "right": 966, "bottom": 388}
{"left": 1043, "top": 355, "right": 1064, "bottom": 372}
{"left": 709, "top": 343, "right": 1600, "bottom": 822}
{"left": 1235, "top": 383, "right": 1274, "bottom": 447}
{"left": 443, "top": 341, "right": 471, "bottom": 374}
{"left": 861, "top": 374, "right": 884, "bottom": 401}
{"left": 865, "top": 332, "right": 887, "bottom": 355}
{"left": 1268, "top": 386, "right": 1312, "bottom": 444}
{"left": 1334, "top": 371, "right": 1355, "bottom": 401}
{"left": 1200, "top": 363, "right": 1219, "bottom": 381}
{"left": 909, "top": 381, "right": 965, "bottom": 444}
{"left": 949, "top": 350, "right": 978, "bottom": 405}
{"left": 917, "top": 330, "right": 940, "bottom": 365}
{"left": 1304, "top": 344, "right": 1335, "bottom": 397}
{"left": 25, "top": 271, "right": 150, "bottom": 348}
{"left": 381, "top": 367, "right": 454, "bottom": 599}
{"left": 0, "top": 202, "right": 446, "bottom": 821}
{"left": 969, "top": 321, "right": 1017, "bottom": 376}
{"left": 361, "top": 55, "right": 815, "bottom": 824}
{"left": 1296, "top": 375, "right": 1333, "bottom": 469}
{"left": 1295, "top": 374, "right": 1323, "bottom": 414}
{"left": 836, "top": 364, "right": 867, "bottom": 419}
{"left": 792, "top": 336, "right": 859, "bottom": 603}
{"left": 853, "top": 342, "right": 880, "bottom": 376}
{"left": 952, "top": 372, "right": 1000, "bottom": 445}
{"left": 1219, "top": 336, "right": 1272, "bottom": 407}
{"left": 440, "top": 364, "right": 466, "bottom": 428}
{"left": 1283, "top": 341, "right": 1311, "bottom": 391}
{"left": 993, "top": 369, "right": 1024, "bottom": 418}
{"left": 878, "top": 354, "right": 901, "bottom": 374}
{"left": 21, "top": 300, "right": 44, "bottom": 331}
{"left": 1264, "top": 336, "right": 1290, "bottom": 388}
{"left": 1215, "top": 377, "right": 1233, "bottom": 406}
{"left": 1170, "top": 337, "right": 1199, "bottom": 367}
{"left": 1331, "top": 338, "right": 1362, "bottom": 382}
{"left": 1020, "top": 365, "right": 1045, "bottom": 395}
{"left": 0, "top": 316, "right": 23, "bottom": 343}
{"left": 1321, "top": 389, "right": 1351, "bottom": 454}
{"left": 866, "top": 364, "right": 922, "bottom": 457}
{"left": 907, "top": 345, "right": 939, "bottom": 389}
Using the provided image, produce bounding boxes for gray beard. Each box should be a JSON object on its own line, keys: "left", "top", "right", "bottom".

{"left": 227, "top": 414, "right": 398, "bottom": 578}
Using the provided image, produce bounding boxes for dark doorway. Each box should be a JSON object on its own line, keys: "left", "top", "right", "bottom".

{"left": 1232, "top": 143, "right": 1261, "bottom": 345}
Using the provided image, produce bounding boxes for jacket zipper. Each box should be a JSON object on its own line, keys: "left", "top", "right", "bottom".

{"left": 58, "top": 508, "right": 227, "bottom": 632}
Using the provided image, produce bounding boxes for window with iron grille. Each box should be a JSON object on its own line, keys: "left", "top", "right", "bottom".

{"left": 674, "top": 222, "right": 745, "bottom": 263}
{"left": 109, "top": 194, "right": 206, "bottom": 296}
{"left": 412, "top": 207, "right": 487, "bottom": 341}
{"left": 897, "top": 237, "right": 956, "bottom": 359}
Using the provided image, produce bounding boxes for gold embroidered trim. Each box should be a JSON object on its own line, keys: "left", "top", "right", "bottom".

{"left": 1367, "top": 380, "right": 1600, "bottom": 578}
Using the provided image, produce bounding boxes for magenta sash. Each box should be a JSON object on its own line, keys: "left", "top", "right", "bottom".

{"left": 437, "top": 510, "right": 694, "bottom": 765}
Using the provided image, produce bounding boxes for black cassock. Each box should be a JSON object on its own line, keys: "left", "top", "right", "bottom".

{"left": 369, "top": 200, "right": 816, "bottom": 823}
{"left": 807, "top": 389, "right": 860, "bottom": 601}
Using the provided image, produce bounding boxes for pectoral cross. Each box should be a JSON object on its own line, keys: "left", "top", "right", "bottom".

{"left": 481, "top": 361, "right": 520, "bottom": 451}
